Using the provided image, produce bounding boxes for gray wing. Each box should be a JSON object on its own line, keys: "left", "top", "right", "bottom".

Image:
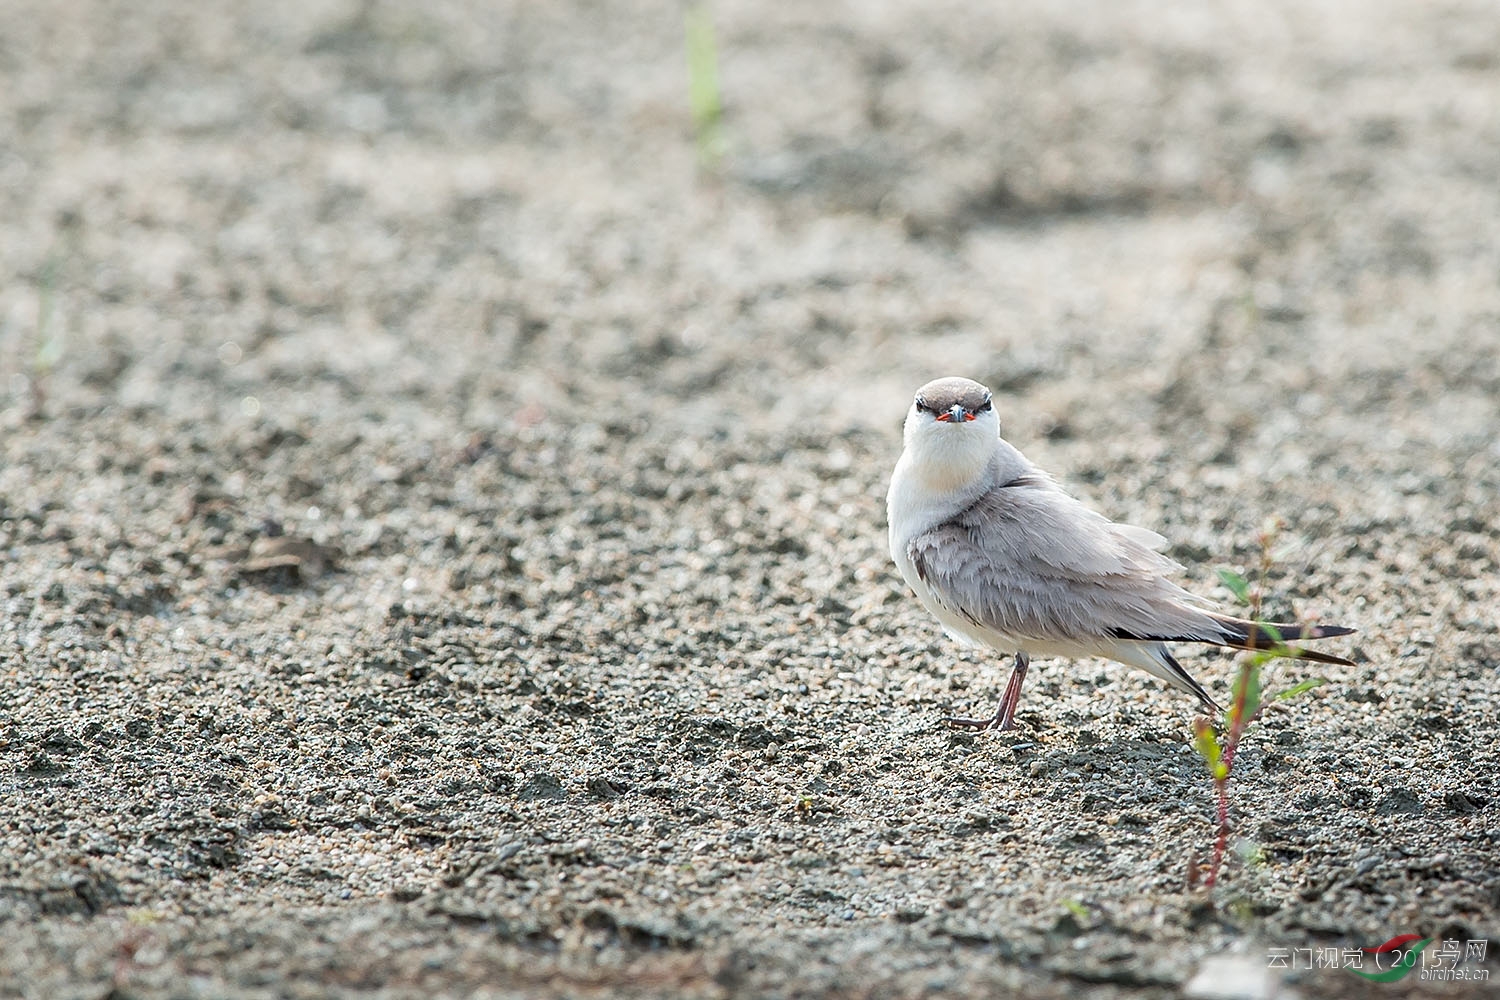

{"left": 907, "top": 473, "right": 1225, "bottom": 644}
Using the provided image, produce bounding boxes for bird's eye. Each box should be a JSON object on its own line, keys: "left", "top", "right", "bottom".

{"left": 914, "top": 396, "right": 933, "bottom": 413}
{"left": 975, "top": 397, "right": 992, "bottom": 413}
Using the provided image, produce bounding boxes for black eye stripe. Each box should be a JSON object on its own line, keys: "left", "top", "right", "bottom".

{"left": 915, "top": 392, "right": 991, "bottom": 414}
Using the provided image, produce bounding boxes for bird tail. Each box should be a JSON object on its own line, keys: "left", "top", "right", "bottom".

{"left": 1207, "top": 614, "right": 1356, "bottom": 666}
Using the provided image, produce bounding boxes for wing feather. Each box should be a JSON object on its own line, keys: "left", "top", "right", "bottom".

{"left": 907, "top": 476, "right": 1225, "bottom": 645}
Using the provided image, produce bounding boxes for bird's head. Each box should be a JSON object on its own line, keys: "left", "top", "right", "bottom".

{"left": 902, "top": 377, "right": 1000, "bottom": 486}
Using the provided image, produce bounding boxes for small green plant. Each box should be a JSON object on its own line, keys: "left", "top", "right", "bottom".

{"left": 682, "top": 0, "right": 726, "bottom": 170}
{"left": 1273, "top": 677, "right": 1326, "bottom": 702}
{"left": 1193, "top": 519, "right": 1324, "bottom": 890}
{"left": 1060, "top": 899, "right": 1091, "bottom": 921}
{"left": 35, "top": 252, "right": 64, "bottom": 371}
{"left": 25, "top": 250, "right": 66, "bottom": 418}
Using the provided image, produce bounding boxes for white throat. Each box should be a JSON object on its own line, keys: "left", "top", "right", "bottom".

{"left": 898, "top": 406, "right": 1004, "bottom": 496}
{"left": 887, "top": 405, "right": 1029, "bottom": 550}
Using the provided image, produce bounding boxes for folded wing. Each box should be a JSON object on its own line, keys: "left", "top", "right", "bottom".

{"left": 907, "top": 474, "right": 1230, "bottom": 645}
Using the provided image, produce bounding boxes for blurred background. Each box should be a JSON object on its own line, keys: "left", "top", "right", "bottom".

{"left": 5, "top": 0, "right": 1497, "bottom": 447}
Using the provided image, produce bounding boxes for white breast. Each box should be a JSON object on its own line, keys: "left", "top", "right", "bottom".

{"left": 886, "top": 454, "right": 1002, "bottom": 651}
{"left": 886, "top": 448, "right": 1103, "bottom": 662}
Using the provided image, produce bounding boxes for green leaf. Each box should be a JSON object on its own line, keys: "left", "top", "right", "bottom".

{"left": 1247, "top": 621, "right": 1286, "bottom": 668}
{"left": 683, "top": 1, "right": 725, "bottom": 167}
{"left": 1229, "top": 662, "right": 1262, "bottom": 726}
{"left": 1192, "top": 717, "right": 1222, "bottom": 775}
{"left": 1216, "top": 568, "right": 1251, "bottom": 605}
{"left": 1273, "top": 677, "right": 1327, "bottom": 701}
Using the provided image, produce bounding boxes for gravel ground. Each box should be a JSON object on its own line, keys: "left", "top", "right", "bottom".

{"left": 2, "top": 1, "right": 1499, "bottom": 997}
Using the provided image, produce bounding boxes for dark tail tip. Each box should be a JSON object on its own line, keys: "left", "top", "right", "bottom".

{"left": 1304, "top": 625, "right": 1357, "bottom": 639}
{"left": 1205, "top": 615, "right": 1356, "bottom": 665}
{"left": 1283, "top": 647, "right": 1356, "bottom": 667}
{"left": 1229, "top": 618, "right": 1356, "bottom": 648}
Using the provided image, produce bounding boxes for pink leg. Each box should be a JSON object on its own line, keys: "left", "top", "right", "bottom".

{"left": 944, "top": 653, "right": 1030, "bottom": 731}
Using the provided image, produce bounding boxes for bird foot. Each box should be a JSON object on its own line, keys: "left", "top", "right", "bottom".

{"left": 942, "top": 712, "right": 1014, "bottom": 731}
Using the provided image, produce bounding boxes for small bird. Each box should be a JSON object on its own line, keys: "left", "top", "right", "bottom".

{"left": 886, "top": 376, "right": 1354, "bottom": 730}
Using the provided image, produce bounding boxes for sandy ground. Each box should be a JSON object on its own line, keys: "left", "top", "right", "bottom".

{"left": 1, "top": 1, "right": 1498, "bottom": 997}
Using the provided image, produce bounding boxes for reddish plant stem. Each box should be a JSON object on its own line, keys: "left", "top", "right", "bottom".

{"left": 1208, "top": 782, "right": 1229, "bottom": 888}
{"left": 1205, "top": 662, "right": 1254, "bottom": 888}
{"left": 1205, "top": 548, "right": 1269, "bottom": 889}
